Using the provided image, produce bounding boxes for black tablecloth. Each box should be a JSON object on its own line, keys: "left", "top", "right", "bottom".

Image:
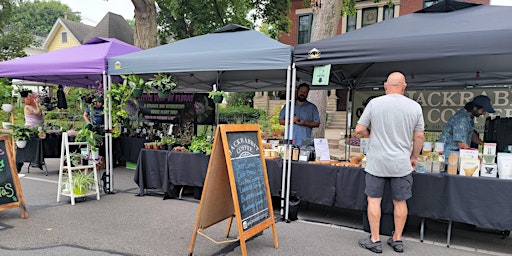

{"left": 116, "top": 137, "right": 146, "bottom": 163}
{"left": 135, "top": 152, "right": 512, "bottom": 231}
{"left": 16, "top": 138, "right": 44, "bottom": 168}
{"left": 134, "top": 149, "right": 169, "bottom": 196}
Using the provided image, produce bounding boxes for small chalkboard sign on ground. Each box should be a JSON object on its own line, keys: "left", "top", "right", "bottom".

{"left": 0, "top": 135, "right": 28, "bottom": 219}
{"left": 189, "top": 124, "right": 277, "bottom": 256}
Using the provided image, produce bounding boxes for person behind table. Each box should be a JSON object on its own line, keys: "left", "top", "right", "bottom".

{"left": 83, "top": 96, "right": 104, "bottom": 129}
{"left": 24, "top": 93, "right": 44, "bottom": 128}
{"left": 278, "top": 83, "right": 320, "bottom": 145}
{"left": 355, "top": 72, "right": 424, "bottom": 253}
{"left": 438, "top": 95, "right": 494, "bottom": 159}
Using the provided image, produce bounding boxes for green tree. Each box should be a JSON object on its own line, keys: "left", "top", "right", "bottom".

{"left": 10, "top": 0, "right": 80, "bottom": 37}
{"left": 227, "top": 92, "right": 254, "bottom": 107}
{"left": 155, "top": 0, "right": 290, "bottom": 42}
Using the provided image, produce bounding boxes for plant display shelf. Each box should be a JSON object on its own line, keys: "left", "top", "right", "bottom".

{"left": 57, "top": 132, "right": 100, "bottom": 205}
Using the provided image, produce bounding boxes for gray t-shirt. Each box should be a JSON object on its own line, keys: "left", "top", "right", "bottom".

{"left": 357, "top": 94, "right": 424, "bottom": 177}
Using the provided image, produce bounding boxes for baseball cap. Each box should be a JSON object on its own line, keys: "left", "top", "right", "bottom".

{"left": 472, "top": 95, "right": 495, "bottom": 113}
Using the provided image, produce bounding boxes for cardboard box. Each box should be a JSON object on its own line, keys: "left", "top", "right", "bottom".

{"left": 459, "top": 148, "right": 479, "bottom": 159}
{"left": 480, "top": 163, "right": 497, "bottom": 178}
{"left": 459, "top": 158, "right": 480, "bottom": 177}
{"left": 483, "top": 143, "right": 497, "bottom": 155}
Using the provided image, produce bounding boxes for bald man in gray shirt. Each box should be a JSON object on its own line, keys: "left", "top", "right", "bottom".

{"left": 356, "top": 72, "right": 424, "bottom": 253}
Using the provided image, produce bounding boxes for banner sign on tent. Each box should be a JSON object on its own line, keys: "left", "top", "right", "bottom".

{"left": 312, "top": 64, "right": 331, "bottom": 86}
{"left": 353, "top": 88, "right": 512, "bottom": 132}
{"left": 137, "top": 93, "right": 215, "bottom": 124}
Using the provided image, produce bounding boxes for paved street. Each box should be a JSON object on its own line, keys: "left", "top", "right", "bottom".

{"left": 0, "top": 158, "right": 510, "bottom": 256}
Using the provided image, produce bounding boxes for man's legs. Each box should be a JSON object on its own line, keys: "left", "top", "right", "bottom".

{"left": 392, "top": 199, "right": 408, "bottom": 241}
{"left": 368, "top": 196, "right": 382, "bottom": 242}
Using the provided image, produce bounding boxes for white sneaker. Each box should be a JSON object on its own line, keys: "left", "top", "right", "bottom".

{"left": 18, "top": 173, "right": 26, "bottom": 178}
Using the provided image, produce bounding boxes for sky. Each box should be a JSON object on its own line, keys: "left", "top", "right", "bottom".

{"left": 59, "top": 0, "right": 512, "bottom": 26}
{"left": 58, "top": 0, "right": 134, "bottom": 26}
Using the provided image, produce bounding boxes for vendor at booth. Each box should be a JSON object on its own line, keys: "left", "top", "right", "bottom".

{"left": 438, "top": 95, "right": 495, "bottom": 157}
{"left": 24, "top": 93, "right": 44, "bottom": 128}
{"left": 279, "top": 83, "right": 320, "bottom": 145}
{"left": 83, "top": 96, "right": 104, "bottom": 129}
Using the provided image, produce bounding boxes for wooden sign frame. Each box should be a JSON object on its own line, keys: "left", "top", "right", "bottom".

{"left": 0, "top": 135, "right": 28, "bottom": 219}
{"left": 189, "top": 124, "right": 277, "bottom": 256}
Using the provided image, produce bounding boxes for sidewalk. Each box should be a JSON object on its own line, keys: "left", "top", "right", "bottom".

{"left": 0, "top": 158, "right": 509, "bottom": 255}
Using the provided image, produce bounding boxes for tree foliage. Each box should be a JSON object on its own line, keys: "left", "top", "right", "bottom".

{"left": 155, "top": 0, "right": 290, "bottom": 42}
{"left": 10, "top": 0, "right": 80, "bottom": 37}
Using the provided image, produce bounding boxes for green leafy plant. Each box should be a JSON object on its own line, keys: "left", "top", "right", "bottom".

{"left": 145, "top": 73, "right": 179, "bottom": 92}
{"left": 76, "top": 128, "right": 103, "bottom": 152}
{"left": 188, "top": 135, "right": 213, "bottom": 154}
{"left": 121, "top": 73, "right": 148, "bottom": 97}
{"left": 8, "top": 124, "right": 36, "bottom": 141}
{"left": 0, "top": 78, "right": 13, "bottom": 105}
{"left": 106, "top": 80, "right": 133, "bottom": 138}
{"left": 70, "top": 170, "right": 95, "bottom": 195}
{"left": 208, "top": 90, "right": 227, "bottom": 99}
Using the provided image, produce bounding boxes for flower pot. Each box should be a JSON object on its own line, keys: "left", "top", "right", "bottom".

{"left": 212, "top": 95, "right": 223, "bottom": 104}
{"left": 132, "top": 88, "right": 143, "bottom": 97}
{"left": 157, "top": 90, "right": 170, "bottom": 99}
{"left": 90, "top": 150, "right": 100, "bottom": 160}
{"left": 73, "top": 186, "right": 86, "bottom": 195}
{"left": 2, "top": 122, "right": 11, "bottom": 129}
{"left": 16, "top": 140, "right": 27, "bottom": 148}
{"left": 2, "top": 103, "right": 13, "bottom": 113}
{"left": 20, "top": 91, "right": 29, "bottom": 98}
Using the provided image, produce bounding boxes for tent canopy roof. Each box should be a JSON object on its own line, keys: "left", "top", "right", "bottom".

{"left": 0, "top": 37, "right": 140, "bottom": 87}
{"left": 294, "top": 3, "right": 512, "bottom": 89}
{"left": 108, "top": 24, "right": 293, "bottom": 92}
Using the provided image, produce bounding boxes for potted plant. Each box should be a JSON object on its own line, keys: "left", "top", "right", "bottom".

{"left": 208, "top": 91, "right": 227, "bottom": 104}
{"left": 15, "top": 86, "right": 32, "bottom": 98}
{"left": 145, "top": 73, "right": 179, "bottom": 98}
{"left": 76, "top": 128, "right": 103, "bottom": 159}
{"left": 0, "top": 79, "right": 13, "bottom": 113}
{"left": 188, "top": 135, "right": 213, "bottom": 155}
{"left": 121, "top": 73, "right": 148, "bottom": 98}
{"left": 8, "top": 124, "right": 36, "bottom": 148}
{"left": 71, "top": 170, "right": 95, "bottom": 195}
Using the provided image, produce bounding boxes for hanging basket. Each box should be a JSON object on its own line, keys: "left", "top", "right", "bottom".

{"left": 132, "top": 88, "right": 143, "bottom": 98}
{"left": 2, "top": 103, "right": 13, "bottom": 113}
{"left": 157, "top": 90, "right": 170, "bottom": 99}
{"left": 213, "top": 95, "right": 223, "bottom": 104}
{"left": 20, "top": 91, "right": 30, "bottom": 98}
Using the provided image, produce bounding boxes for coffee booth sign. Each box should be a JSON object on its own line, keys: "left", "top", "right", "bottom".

{"left": 353, "top": 88, "right": 512, "bottom": 132}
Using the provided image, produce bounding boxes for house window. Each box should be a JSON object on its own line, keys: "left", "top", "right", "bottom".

{"left": 424, "top": 0, "right": 440, "bottom": 8}
{"left": 346, "top": 14, "right": 357, "bottom": 32}
{"left": 362, "top": 7, "right": 378, "bottom": 27}
{"left": 61, "top": 32, "right": 68, "bottom": 43}
{"left": 383, "top": 6, "right": 394, "bottom": 20}
{"left": 297, "top": 14, "right": 312, "bottom": 44}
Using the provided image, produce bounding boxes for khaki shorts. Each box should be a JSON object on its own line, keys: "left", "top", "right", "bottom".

{"left": 364, "top": 173, "right": 413, "bottom": 201}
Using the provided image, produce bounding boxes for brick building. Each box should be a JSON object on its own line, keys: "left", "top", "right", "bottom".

{"left": 254, "top": 0, "right": 490, "bottom": 127}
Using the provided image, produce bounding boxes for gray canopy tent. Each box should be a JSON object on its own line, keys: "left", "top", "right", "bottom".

{"left": 108, "top": 24, "right": 293, "bottom": 92}
{"left": 108, "top": 24, "right": 296, "bottom": 219}
{"left": 294, "top": 2, "right": 512, "bottom": 90}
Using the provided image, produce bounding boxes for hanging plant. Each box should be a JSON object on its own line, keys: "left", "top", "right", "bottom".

{"left": 106, "top": 79, "right": 133, "bottom": 138}
{"left": 145, "top": 73, "right": 179, "bottom": 98}
{"left": 121, "top": 73, "right": 148, "bottom": 98}
{"left": 208, "top": 91, "right": 227, "bottom": 104}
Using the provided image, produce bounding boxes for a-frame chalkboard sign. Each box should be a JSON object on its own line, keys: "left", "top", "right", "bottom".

{"left": 189, "top": 124, "right": 278, "bottom": 256}
{"left": 0, "top": 135, "right": 28, "bottom": 219}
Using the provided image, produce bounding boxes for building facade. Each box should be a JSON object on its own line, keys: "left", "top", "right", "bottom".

{"left": 254, "top": 0, "right": 490, "bottom": 125}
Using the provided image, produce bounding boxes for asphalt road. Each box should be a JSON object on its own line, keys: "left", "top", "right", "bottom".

{"left": 0, "top": 158, "right": 510, "bottom": 256}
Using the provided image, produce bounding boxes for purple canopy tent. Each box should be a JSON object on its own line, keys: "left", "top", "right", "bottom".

{"left": 0, "top": 37, "right": 141, "bottom": 194}
{"left": 0, "top": 37, "right": 140, "bottom": 87}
